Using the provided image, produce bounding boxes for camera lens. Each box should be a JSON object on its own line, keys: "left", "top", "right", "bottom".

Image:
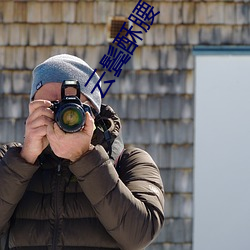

{"left": 55, "top": 104, "right": 85, "bottom": 133}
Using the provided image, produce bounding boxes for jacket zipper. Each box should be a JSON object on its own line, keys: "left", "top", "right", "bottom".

{"left": 52, "top": 160, "right": 62, "bottom": 250}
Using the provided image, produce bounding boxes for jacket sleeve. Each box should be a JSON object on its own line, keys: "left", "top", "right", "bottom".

{"left": 0, "top": 144, "right": 39, "bottom": 235}
{"left": 69, "top": 145, "right": 164, "bottom": 250}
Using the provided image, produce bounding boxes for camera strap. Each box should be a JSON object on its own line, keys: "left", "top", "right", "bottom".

{"left": 93, "top": 112, "right": 113, "bottom": 160}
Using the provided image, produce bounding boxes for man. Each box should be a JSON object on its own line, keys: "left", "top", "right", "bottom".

{"left": 0, "top": 54, "right": 164, "bottom": 250}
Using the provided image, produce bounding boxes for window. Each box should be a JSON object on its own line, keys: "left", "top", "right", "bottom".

{"left": 107, "top": 16, "right": 130, "bottom": 43}
{"left": 193, "top": 46, "right": 250, "bottom": 250}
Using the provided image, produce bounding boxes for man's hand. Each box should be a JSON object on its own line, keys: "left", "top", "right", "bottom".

{"left": 21, "top": 100, "right": 54, "bottom": 164}
{"left": 46, "top": 112, "right": 95, "bottom": 162}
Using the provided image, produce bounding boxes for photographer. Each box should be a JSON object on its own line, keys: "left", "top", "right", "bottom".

{"left": 0, "top": 54, "right": 164, "bottom": 250}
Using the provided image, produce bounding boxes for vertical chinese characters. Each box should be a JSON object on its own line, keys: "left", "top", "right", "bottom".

{"left": 86, "top": 0, "right": 160, "bottom": 98}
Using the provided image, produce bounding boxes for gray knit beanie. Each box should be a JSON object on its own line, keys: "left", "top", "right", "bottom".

{"left": 31, "top": 54, "right": 101, "bottom": 113}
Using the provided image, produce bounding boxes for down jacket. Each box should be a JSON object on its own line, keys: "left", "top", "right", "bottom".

{"left": 0, "top": 104, "right": 164, "bottom": 250}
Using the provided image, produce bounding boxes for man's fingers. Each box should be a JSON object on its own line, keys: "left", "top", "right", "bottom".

{"left": 26, "top": 115, "right": 54, "bottom": 129}
{"left": 27, "top": 99, "right": 54, "bottom": 129}
{"left": 24, "top": 125, "right": 48, "bottom": 143}
{"left": 27, "top": 105, "right": 54, "bottom": 126}
{"left": 30, "top": 125, "right": 48, "bottom": 138}
{"left": 29, "top": 100, "right": 52, "bottom": 114}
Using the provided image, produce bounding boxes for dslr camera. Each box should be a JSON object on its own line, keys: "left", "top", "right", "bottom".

{"left": 50, "top": 80, "right": 92, "bottom": 133}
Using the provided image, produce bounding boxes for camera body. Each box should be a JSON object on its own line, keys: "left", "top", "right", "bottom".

{"left": 50, "top": 80, "right": 92, "bottom": 133}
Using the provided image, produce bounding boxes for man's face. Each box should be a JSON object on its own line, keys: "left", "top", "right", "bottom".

{"left": 33, "top": 82, "right": 89, "bottom": 103}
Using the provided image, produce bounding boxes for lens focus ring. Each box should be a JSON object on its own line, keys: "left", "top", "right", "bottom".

{"left": 55, "top": 103, "right": 85, "bottom": 133}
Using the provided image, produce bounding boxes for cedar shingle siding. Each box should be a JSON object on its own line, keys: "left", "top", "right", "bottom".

{"left": 0, "top": 1, "right": 248, "bottom": 249}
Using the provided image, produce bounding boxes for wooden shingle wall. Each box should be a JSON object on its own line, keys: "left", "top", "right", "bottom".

{"left": 0, "top": 1, "right": 249, "bottom": 249}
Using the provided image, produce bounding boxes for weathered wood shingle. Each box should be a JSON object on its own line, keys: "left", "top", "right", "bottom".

{"left": 27, "top": 2, "right": 42, "bottom": 23}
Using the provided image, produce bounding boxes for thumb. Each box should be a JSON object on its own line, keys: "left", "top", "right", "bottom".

{"left": 83, "top": 112, "right": 95, "bottom": 136}
{"left": 46, "top": 122, "right": 55, "bottom": 137}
